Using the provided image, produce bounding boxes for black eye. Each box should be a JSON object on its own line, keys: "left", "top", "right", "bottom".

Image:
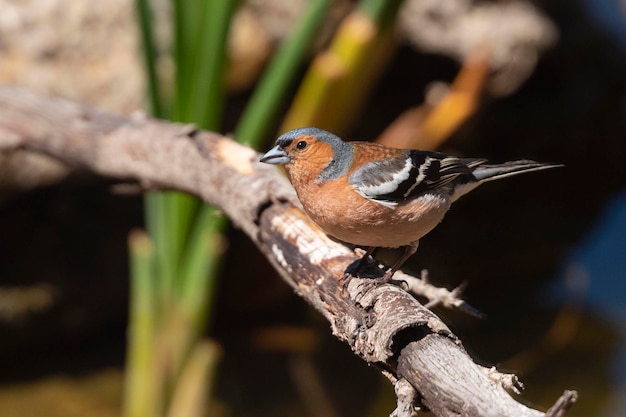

{"left": 296, "top": 140, "right": 307, "bottom": 150}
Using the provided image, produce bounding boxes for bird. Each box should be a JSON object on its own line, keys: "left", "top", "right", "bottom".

{"left": 260, "top": 127, "right": 561, "bottom": 283}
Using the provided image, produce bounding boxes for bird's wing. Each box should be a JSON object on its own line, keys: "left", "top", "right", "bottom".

{"left": 349, "top": 150, "right": 479, "bottom": 204}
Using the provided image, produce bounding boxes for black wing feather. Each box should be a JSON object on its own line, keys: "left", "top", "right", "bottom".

{"left": 349, "top": 150, "right": 478, "bottom": 203}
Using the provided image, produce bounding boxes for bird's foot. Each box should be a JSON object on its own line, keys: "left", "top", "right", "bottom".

{"left": 341, "top": 271, "right": 355, "bottom": 292}
{"left": 381, "top": 269, "right": 396, "bottom": 284}
{"left": 343, "top": 266, "right": 405, "bottom": 299}
{"left": 341, "top": 247, "right": 378, "bottom": 292}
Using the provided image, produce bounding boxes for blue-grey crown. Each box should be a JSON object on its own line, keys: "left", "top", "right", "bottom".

{"left": 276, "top": 127, "right": 353, "bottom": 183}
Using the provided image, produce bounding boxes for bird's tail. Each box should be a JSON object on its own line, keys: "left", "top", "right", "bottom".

{"left": 472, "top": 160, "right": 563, "bottom": 183}
{"left": 451, "top": 159, "right": 562, "bottom": 201}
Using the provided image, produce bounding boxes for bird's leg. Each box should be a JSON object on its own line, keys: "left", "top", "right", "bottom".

{"left": 383, "top": 241, "right": 419, "bottom": 283}
{"left": 342, "top": 246, "right": 377, "bottom": 287}
{"left": 356, "top": 246, "right": 376, "bottom": 271}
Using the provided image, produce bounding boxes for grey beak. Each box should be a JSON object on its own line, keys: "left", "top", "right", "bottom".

{"left": 260, "top": 145, "right": 291, "bottom": 165}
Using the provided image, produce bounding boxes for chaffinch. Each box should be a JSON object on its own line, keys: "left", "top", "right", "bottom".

{"left": 260, "top": 127, "right": 560, "bottom": 282}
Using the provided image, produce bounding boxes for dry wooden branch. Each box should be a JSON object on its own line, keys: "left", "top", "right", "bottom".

{"left": 0, "top": 86, "right": 576, "bottom": 417}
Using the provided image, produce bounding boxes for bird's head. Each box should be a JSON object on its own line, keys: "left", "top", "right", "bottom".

{"left": 260, "top": 127, "right": 353, "bottom": 183}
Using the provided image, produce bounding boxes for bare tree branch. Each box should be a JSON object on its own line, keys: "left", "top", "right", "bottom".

{"left": 0, "top": 86, "right": 576, "bottom": 417}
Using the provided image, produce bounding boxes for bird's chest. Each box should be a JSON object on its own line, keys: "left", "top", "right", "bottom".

{"left": 292, "top": 177, "right": 451, "bottom": 248}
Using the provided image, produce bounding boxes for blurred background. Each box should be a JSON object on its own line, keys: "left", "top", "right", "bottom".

{"left": 0, "top": 0, "right": 625, "bottom": 416}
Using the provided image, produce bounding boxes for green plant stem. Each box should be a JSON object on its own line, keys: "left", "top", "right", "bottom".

{"left": 162, "top": 192, "right": 199, "bottom": 300}
{"left": 124, "top": 231, "right": 157, "bottom": 417}
{"left": 235, "top": 0, "right": 332, "bottom": 145}
{"left": 359, "top": 0, "right": 404, "bottom": 27}
{"left": 180, "top": 211, "right": 226, "bottom": 334}
{"left": 172, "top": 0, "right": 193, "bottom": 122}
{"left": 131, "top": 2, "right": 236, "bottom": 416}
{"left": 281, "top": 0, "right": 403, "bottom": 135}
{"left": 174, "top": 0, "right": 236, "bottom": 331}
{"left": 161, "top": 0, "right": 236, "bottom": 305}
{"left": 190, "top": 0, "right": 237, "bottom": 130}
{"left": 166, "top": 342, "right": 222, "bottom": 417}
{"left": 144, "top": 191, "right": 177, "bottom": 307}
{"left": 136, "top": 0, "right": 163, "bottom": 117}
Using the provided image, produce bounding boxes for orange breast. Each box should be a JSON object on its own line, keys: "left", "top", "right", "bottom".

{"left": 294, "top": 175, "right": 452, "bottom": 248}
